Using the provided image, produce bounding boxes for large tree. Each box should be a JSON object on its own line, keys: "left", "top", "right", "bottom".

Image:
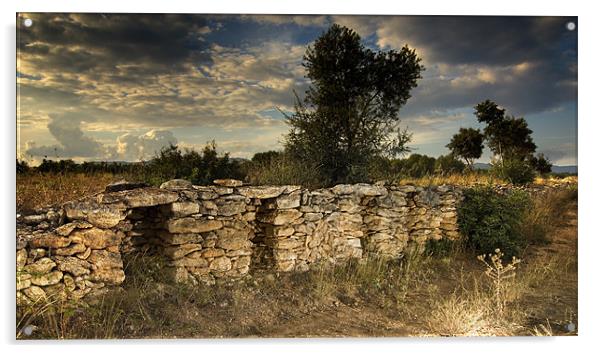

{"left": 284, "top": 24, "right": 424, "bottom": 184}
{"left": 446, "top": 127, "right": 484, "bottom": 168}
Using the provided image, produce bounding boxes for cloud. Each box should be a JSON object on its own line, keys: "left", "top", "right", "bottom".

{"left": 24, "top": 112, "right": 177, "bottom": 161}
{"left": 331, "top": 15, "right": 577, "bottom": 117}
{"left": 16, "top": 14, "right": 577, "bottom": 164}
{"left": 115, "top": 130, "right": 178, "bottom": 161}
{"left": 240, "top": 15, "right": 330, "bottom": 27}
{"left": 25, "top": 114, "right": 104, "bottom": 158}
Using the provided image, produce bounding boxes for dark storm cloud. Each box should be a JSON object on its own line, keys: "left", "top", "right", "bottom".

{"left": 332, "top": 15, "right": 577, "bottom": 116}
{"left": 376, "top": 16, "right": 576, "bottom": 65}
{"left": 18, "top": 13, "right": 212, "bottom": 71}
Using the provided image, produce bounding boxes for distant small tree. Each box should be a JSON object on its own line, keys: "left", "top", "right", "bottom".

{"left": 446, "top": 127, "right": 484, "bottom": 169}
{"left": 16, "top": 159, "right": 30, "bottom": 174}
{"left": 403, "top": 154, "right": 436, "bottom": 178}
{"left": 251, "top": 150, "right": 281, "bottom": 166}
{"left": 474, "top": 100, "right": 537, "bottom": 164}
{"left": 530, "top": 153, "right": 553, "bottom": 175}
{"left": 144, "top": 141, "right": 244, "bottom": 185}
{"left": 435, "top": 154, "right": 466, "bottom": 175}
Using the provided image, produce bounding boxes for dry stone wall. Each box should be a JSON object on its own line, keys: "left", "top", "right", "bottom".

{"left": 16, "top": 179, "right": 463, "bottom": 303}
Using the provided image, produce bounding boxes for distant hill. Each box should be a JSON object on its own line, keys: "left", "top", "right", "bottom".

{"left": 551, "top": 165, "right": 577, "bottom": 174}
{"left": 474, "top": 162, "right": 492, "bottom": 170}
{"left": 473, "top": 162, "right": 577, "bottom": 174}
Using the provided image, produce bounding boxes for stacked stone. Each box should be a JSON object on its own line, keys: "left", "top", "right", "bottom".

{"left": 361, "top": 184, "right": 411, "bottom": 257}
{"left": 244, "top": 185, "right": 305, "bottom": 272}
{"left": 16, "top": 219, "right": 125, "bottom": 305}
{"left": 303, "top": 186, "right": 365, "bottom": 266}
{"left": 435, "top": 186, "right": 463, "bottom": 241}
{"left": 157, "top": 179, "right": 255, "bottom": 284}
{"left": 16, "top": 178, "right": 466, "bottom": 304}
{"left": 249, "top": 183, "right": 464, "bottom": 270}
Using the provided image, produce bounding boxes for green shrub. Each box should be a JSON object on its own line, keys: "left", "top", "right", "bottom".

{"left": 490, "top": 158, "right": 535, "bottom": 185}
{"left": 458, "top": 186, "right": 531, "bottom": 258}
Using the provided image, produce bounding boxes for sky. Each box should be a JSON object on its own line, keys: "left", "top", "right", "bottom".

{"left": 16, "top": 14, "right": 578, "bottom": 166}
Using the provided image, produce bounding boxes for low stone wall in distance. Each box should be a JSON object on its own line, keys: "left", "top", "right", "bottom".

{"left": 16, "top": 179, "right": 463, "bottom": 304}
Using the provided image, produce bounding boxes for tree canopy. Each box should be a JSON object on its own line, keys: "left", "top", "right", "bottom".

{"left": 446, "top": 127, "right": 484, "bottom": 168}
{"left": 474, "top": 100, "right": 537, "bottom": 163}
{"left": 284, "top": 24, "right": 424, "bottom": 185}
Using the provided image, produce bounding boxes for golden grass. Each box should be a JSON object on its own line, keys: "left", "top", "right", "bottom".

{"left": 17, "top": 173, "right": 118, "bottom": 212}
{"left": 397, "top": 173, "right": 578, "bottom": 188}
{"left": 398, "top": 173, "right": 506, "bottom": 187}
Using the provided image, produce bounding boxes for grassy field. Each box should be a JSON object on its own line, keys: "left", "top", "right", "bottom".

{"left": 16, "top": 181, "right": 577, "bottom": 338}
{"left": 16, "top": 173, "right": 119, "bottom": 213}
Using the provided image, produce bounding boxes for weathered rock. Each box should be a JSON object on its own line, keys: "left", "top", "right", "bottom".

{"left": 237, "top": 186, "right": 288, "bottom": 199}
{"left": 54, "top": 243, "right": 87, "bottom": 256}
{"left": 88, "top": 250, "right": 123, "bottom": 269}
{"left": 213, "top": 179, "right": 243, "bottom": 187}
{"left": 55, "top": 221, "right": 94, "bottom": 236}
{"left": 159, "top": 232, "right": 203, "bottom": 245}
{"left": 170, "top": 257, "right": 209, "bottom": 267}
{"left": 164, "top": 244, "right": 203, "bottom": 259}
{"left": 170, "top": 267, "right": 193, "bottom": 283}
{"left": 29, "top": 234, "right": 72, "bottom": 249}
{"left": 23, "top": 286, "right": 47, "bottom": 302}
{"left": 232, "top": 256, "right": 251, "bottom": 269}
{"left": 76, "top": 247, "right": 92, "bottom": 260}
{"left": 56, "top": 256, "right": 92, "bottom": 276}
{"left": 63, "top": 274, "right": 76, "bottom": 292}
{"left": 105, "top": 180, "right": 147, "bottom": 193}
{"left": 89, "top": 268, "right": 125, "bottom": 285}
{"left": 226, "top": 249, "right": 253, "bottom": 257}
{"left": 30, "top": 271, "right": 63, "bottom": 286}
{"left": 199, "top": 248, "right": 226, "bottom": 258}
{"left": 17, "top": 273, "right": 31, "bottom": 290}
{"left": 167, "top": 201, "right": 201, "bottom": 218}
{"left": 166, "top": 218, "right": 223, "bottom": 234}
{"left": 70, "top": 228, "right": 122, "bottom": 249}
{"left": 64, "top": 199, "right": 126, "bottom": 229}
{"left": 274, "top": 238, "right": 304, "bottom": 250}
{"left": 216, "top": 235, "right": 250, "bottom": 251}
{"left": 24, "top": 258, "right": 56, "bottom": 275}
{"left": 276, "top": 191, "right": 301, "bottom": 209}
{"left": 103, "top": 188, "right": 180, "bottom": 208}
{"left": 331, "top": 184, "right": 355, "bottom": 195}
{"left": 257, "top": 209, "right": 303, "bottom": 225}
{"left": 21, "top": 214, "right": 47, "bottom": 225}
{"left": 215, "top": 199, "right": 246, "bottom": 216}
{"left": 17, "top": 249, "right": 27, "bottom": 268}
{"left": 209, "top": 256, "right": 232, "bottom": 271}
{"left": 160, "top": 179, "right": 192, "bottom": 190}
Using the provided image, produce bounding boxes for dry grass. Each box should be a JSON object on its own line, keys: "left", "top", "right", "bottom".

{"left": 397, "top": 173, "right": 578, "bottom": 187}
{"left": 398, "top": 173, "right": 505, "bottom": 187}
{"left": 17, "top": 238, "right": 577, "bottom": 339}
{"left": 17, "top": 173, "right": 118, "bottom": 212}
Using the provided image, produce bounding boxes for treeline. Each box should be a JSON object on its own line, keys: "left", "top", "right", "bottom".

{"left": 17, "top": 143, "right": 480, "bottom": 187}
{"left": 17, "top": 141, "right": 245, "bottom": 187}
